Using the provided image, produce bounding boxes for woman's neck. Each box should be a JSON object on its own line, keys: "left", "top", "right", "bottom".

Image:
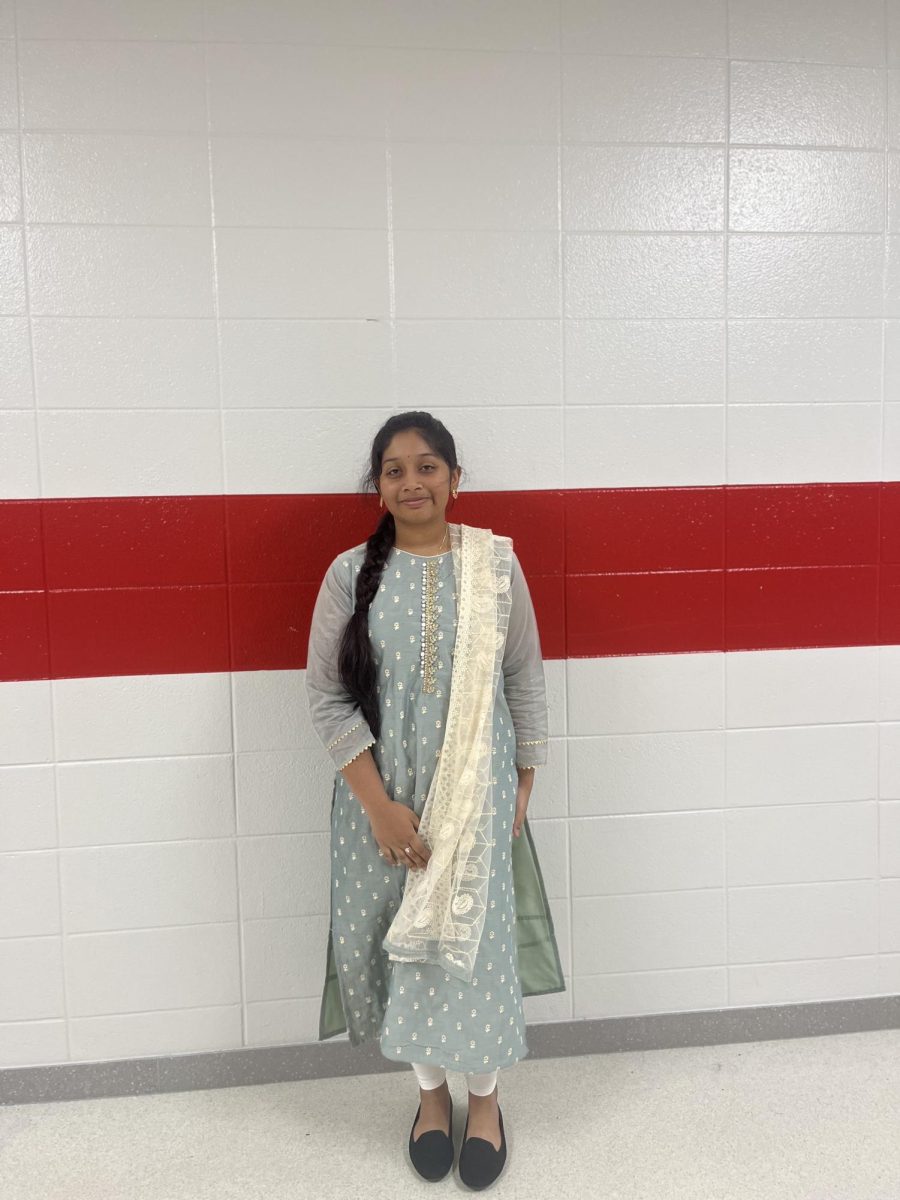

{"left": 393, "top": 520, "right": 451, "bottom": 554}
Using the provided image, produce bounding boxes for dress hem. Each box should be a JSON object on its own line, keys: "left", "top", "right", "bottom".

{"left": 378, "top": 1038, "right": 530, "bottom": 1074}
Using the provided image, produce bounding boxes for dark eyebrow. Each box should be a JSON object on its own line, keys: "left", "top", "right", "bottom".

{"left": 382, "top": 453, "right": 438, "bottom": 464}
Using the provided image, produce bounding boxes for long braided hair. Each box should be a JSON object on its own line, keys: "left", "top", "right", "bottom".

{"left": 338, "top": 411, "right": 461, "bottom": 742}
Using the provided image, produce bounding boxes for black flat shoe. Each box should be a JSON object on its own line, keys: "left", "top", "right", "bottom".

{"left": 408, "top": 1091, "right": 454, "bottom": 1182}
{"left": 458, "top": 1103, "right": 507, "bottom": 1190}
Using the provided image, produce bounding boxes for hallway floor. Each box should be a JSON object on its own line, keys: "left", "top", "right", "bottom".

{"left": 1, "top": 1028, "right": 897, "bottom": 1199}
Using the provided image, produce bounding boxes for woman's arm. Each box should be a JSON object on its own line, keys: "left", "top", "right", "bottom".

{"left": 305, "top": 554, "right": 379, "bottom": 772}
{"left": 502, "top": 550, "right": 549, "bottom": 770}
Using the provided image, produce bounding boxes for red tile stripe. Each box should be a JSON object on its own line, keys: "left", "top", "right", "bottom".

{"left": 1, "top": 484, "right": 898, "bottom": 682}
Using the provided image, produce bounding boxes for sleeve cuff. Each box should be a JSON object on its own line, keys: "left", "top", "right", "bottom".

{"left": 328, "top": 719, "right": 377, "bottom": 771}
{"left": 515, "top": 738, "right": 548, "bottom": 769}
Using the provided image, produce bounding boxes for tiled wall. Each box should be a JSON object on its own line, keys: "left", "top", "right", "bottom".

{"left": 1, "top": 0, "right": 899, "bottom": 1070}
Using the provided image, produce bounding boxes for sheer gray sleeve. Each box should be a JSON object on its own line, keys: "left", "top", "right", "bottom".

{"left": 502, "top": 550, "right": 549, "bottom": 768}
{"left": 305, "top": 554, "right": 377, "bottom": 771}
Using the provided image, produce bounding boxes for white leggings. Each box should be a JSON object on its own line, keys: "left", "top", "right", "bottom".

{"left": 411, "top": 1061, "right": 499, "bottom": 1097}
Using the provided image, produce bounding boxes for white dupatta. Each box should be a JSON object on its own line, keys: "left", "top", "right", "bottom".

{"left": 381, "top": 522, "right": 513, "bottom": 984}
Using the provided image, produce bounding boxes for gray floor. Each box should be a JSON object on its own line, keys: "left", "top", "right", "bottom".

{"left": 1, "top": 1030, "right": 898, "bottom": 1199}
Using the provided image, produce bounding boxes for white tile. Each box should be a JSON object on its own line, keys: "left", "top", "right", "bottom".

{"left": 32, "top": 318, "right": 219, "bottom": 410}
{"left": 727, "top": 725, "right": 879, "bottom": 808}
{"left": 392, "top": 141, "right": 557, "bottom": 231}
{"left": 891, "top": 70, "right": 900, "bottom": 149}
{"left": 0, "top": 226, "right": 26, "bottom": 314}
{"left": 243, "top": 914, "right": 330, "bottom": 1002}
{"left": 529, "top": 736, "right": 567, "bottom": 819}
{"left": 891, "top": 1, "right": 900, "bottom": 68}
{"left": 564, "top": 146, "right": 724, "bottom": 232}
{"left": 562, "top": 54, "right": 727, "bottom": 143}
{"left": 394, "top": 231, "right": 559, "bottom": 319}
{"left": 206, "top": 43, "right": 389, "bottom": 138}
{"left": 0, "top": 680, "right": 53, "bottom": 766}
{"left": 880, "top": 647, "right": 900, "bottom": 720}
{"left": 565, "top": 234, "right": 724, "bottom": 318}
{"left": 240, "top": 835, "right": 331, "bottom": 916}
{"left": 728, "top": 234, "right": 884, "bottom": 318}
{"left": 0, "top": 937, "right": 64, "bottom": 1023}
{"left": 0, "top": 132, "right": 20, "bottom": 222}
{"left": 62, "top": 841, "right": 238, "bottom": 932}
{"left": 246, "top": 996, "right": 322, "bottom": 1047}
{"left": 729, "top": 149, "right": 884, "bottom": 233}
{"left": 53, "top": 673, "right": 233, "bottom": 761}
{"left": 729, "top": 955, "right": 880, "bottom": 1007}
{"left": 16, "top": 0, "right": 204, "bottom": 39}
{"left": 27, "top": 227, "right": 214, "bottom": 318}
{"left": 396, "top": 319, "right": 561, "bottom": 407}
{"left": 726, "top": 647, "right": 879, "bottom": 728}
{"left": 561, "top": 0, "right": 726, "bottom": 56}
{"left": 890, "top": 155, "right": 900, "bottom": 233}
{"left": 0, "top": 1, "right": 12, "bottom": 37}
{"left": 19, "top": 40, "right": 207, "bottom": 132}
{"left": 58, "top": 756, "right": 236, "bottom": 847}
{"left": 565, "top": 319, "right": 724, "bottom": 406}
{"left": 574, "top": 966, "right": 726, "bottom": 1019}
{"left": 0, "top": 1018, "right": 68, "bottom": 1067}
{"left": 38, "top": 409, "right": 223, "bottom": 496}
{"left": 221, "top": 319, "right": 392, "bottom": 410}
{"left": 226, "top": 404, "right": 562, "bottom": 493}
{"left": 887, "top": 236, "right": 900, "bottom": 317}
{"left": 571, "top": 811, "right": 723, "bottom": 896}
{"left": 237, "top": 750, "right": 333, "bottom": 836}
{"left": 726, "top": 801, "right": 877, "bottom": 887}
{"left": 66, "top": 924, "right": 241, "bottom": 1017}
{"left": 0, "top": 42, "right": 17, "bottom": 129}
{"left": 204, "top": 0, "right": 559, "bottom": 50}
{"left": 0, "top": 849, "right": 59, "bottom": 937}
{"left": 726, "top": 402, "right": 881, "bottom": 484}
{"left": 727, "top": 318, "right": 882, "bottom": 405}
{"left": 70, "top": 1005, "right": 243, "bottom": 1063}
{"left": 216, "top": 228, "right": 388, "bottom": 319}
{"left": 880, "top": 724, "right": 900, "bottom": 799}
{"left": 886, "top": 322, "right": 900, "bottom": 396}
{"left": 235, "top": 669, "right": 317, "bottom": 753}
{"left": 728, "top": 880, "right": 878, "bottom": 962}
{"left": 568, "top": 731, "right": 726, "bottom": 816}
{"left": 572, "top": 890, "right": 726, "bottom": 975}
{"left": 544, "top": 659, "right": 566, "bottom": 738}
{"left": 730, "top": 61, "right": 885, "bottom": 148}
{"left": 729, "top": 0, "right": 885, "bottom": 66}
{"left": 886, "top": 404, "right": 900, "bottom": 477}
{"left": 0, "top": 765, "right": 55, "bottom": 850}
{"left": 883, "top": 880, "right": 900, "bottom": 950}
{"left": 384, "top": 47, "right": 559, "bottom": 142}
{"left": 565, "top": 404, "right": 725, "bottom": 487}
{"left": 0, "top": 317, "right": 35, "bottom": 409}
{"left": 567, "top": 653, "right": 725, "bottom": 736}
{"left": 23, "top": 133, "right": 211, "bottom": 225}
{"left": 0, "top": 410, "right": 39, "bottom": 497}
{"left": 211, "top": 137, "right": 387, "bottom": 229}
{"left": 880, "top": 801, "right": 900, "bottom": 876}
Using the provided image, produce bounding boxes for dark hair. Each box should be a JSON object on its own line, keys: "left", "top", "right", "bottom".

{"left": 337, "top": 411, "right": 461, "bottom": 741}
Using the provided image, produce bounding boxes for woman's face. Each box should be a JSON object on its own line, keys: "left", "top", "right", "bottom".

{"left": 377, "top": 429, "right": 460, "bottom": 526}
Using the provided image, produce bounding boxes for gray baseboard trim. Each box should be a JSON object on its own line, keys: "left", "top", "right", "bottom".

{"left": 3, "top": 994, "right": 898, "bottom": 1107}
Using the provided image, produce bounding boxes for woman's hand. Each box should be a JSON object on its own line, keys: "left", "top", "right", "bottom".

{"left": 369, "top": 799, "right": 432, "bottom": 870}
{"left": 513, "top": 766, "right": 535, "bottom": 838}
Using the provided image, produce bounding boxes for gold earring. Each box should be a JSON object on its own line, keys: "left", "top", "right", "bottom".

{"left": 378, "top": 494, "right": 383, "bottom": 508}
{"left": 452, "top": 490, "right": 458, "bottom": 499}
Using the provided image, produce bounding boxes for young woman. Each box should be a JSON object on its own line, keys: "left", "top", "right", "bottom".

{"left": 306, "top": 411, "right": 565, "bottom": 1188}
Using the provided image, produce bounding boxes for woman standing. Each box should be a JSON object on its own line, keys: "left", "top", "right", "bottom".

{"left": 306, "top": 411, "right": 564, "bottom": 1188}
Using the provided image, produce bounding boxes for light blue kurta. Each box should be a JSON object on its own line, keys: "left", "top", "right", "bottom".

{"left": 306, "top": 530, "right": 563, "bottom": 1072}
